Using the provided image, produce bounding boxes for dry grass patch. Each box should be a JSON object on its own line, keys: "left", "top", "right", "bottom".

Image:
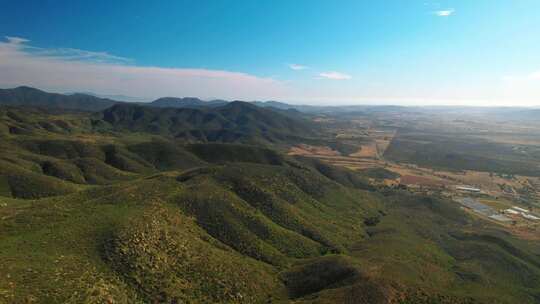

{"left": 288, "top": 144, "right": 341, "bottom": 157}
{"left": 350, "top": 143, "right": 379, "bottom": 159}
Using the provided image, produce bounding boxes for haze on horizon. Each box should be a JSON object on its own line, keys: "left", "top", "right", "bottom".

{"left": 1, "top": 0, "right": 540, "bottom": 107}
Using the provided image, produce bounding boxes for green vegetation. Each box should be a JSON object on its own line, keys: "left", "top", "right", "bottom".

{"left": 98, "top": 101, "right": 316, "bottom": 145}
{"left": 187, "top": 143, "right": 286, "bottom": 165}
{"left": 105, "top": 205, "right": 285, "bottom": 303}
{"left": 359, "top": 167, "right": 401, "bottom": 180}
{"left": 294, "top": 156, "right": 374, "bottom": 191}
{"left": 281, "top": 255, "right": 360, "bottom": 299}
{"left": 1, "top": 102, "right": 540, "bottom": 303}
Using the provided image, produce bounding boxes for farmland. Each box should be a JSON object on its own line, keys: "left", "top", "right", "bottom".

{"left": 287, "top": 108, "right": 540, "bottom": 241}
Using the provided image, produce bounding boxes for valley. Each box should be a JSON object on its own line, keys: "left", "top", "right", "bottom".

{"left": 3, "top": 3, "right": 540, "bottom": 303}
{"left": 1, "top": 88, "right": 540, "bottom": 303}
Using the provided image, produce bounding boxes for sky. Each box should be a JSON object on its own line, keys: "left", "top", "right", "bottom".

{"left": 1, "top": 0, "right": 540, "bottom": 106}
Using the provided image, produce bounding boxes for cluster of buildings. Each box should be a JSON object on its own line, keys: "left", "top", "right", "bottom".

{"left": 456, "top": 197, "right": 540, "bottom": 223}
{"left": 454, "top": 183, "right": 540, "bottom": 224}
{"left": 456, "top": 197, "right": 512, "bottom": 222}
{"left": 503, "top": 206, "right": 540, "bottom": 221}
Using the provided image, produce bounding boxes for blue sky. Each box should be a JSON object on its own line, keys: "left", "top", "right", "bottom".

{"left": 1, "top": 0, "right": 540, "bottom": 105}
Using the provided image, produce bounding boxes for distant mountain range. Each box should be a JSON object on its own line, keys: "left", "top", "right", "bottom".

{"left": 0, "top": 86, "right": 119, "bottom": 111}
{"left": 70, "top": 92, "right": 150, "bottom": 103}
{"left": 0, "top": 86, "right": 404, "bottom": 114}
{"left": 0, "top": 86, "right": 318, "bottom": 145}
{"left": 1, "top": 86, "right": 539, "bottom": 121}
{"left": 0, "top": 87, "right": 297, "bottom": 112}
{"left": 149, "top": 97, "right": 228, "bottom": 108}
{"left": 0, "top": 86, "right": 320, "bottom": 116}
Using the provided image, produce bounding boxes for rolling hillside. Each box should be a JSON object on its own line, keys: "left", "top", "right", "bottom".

{"left": 1, "top": 104, "right": 540, "bottom": 303}
{"left": 98, "top": 101, "right": 316, "bottom": 144}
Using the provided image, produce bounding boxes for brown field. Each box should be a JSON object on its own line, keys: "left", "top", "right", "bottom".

{"left": 288, "top": 144, "right": 340, "bottom": 156}
{"left": 399, "top": 175, "right": 447, "bottom": 186}
{"left": 350, "top": 142, "right": 379, "bottom": 158}
{"left": 375, "top": 139, "right": 391, "bottom": 155}
{"left": 510, "top": 226, "right": 540, "bottom": 241}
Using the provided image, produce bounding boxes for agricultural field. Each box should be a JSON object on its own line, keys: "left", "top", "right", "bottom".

{"left": 288, "top": 109, "right": 540, "bottom": 243}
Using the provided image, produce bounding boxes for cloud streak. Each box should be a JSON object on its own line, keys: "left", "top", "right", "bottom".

{"left": 434, "top": 9, "right": 455, "bottom": 17}
{"left": 0, "top": 36, "right": 288, "bottom": 100}
{"left": 319, "top": 71, "right": 352, "bottom": 80}
{"left": 29, "top": 47, "right": 133, "bottom": 64}
{"left": 289, "top": 63, "right": 307, "bottom": 70}
{"left": 5, "top": 36, "right": 29, "bottom": 44}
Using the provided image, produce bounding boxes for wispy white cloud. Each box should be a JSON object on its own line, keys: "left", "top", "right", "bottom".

{"left": 0, "top": 36, "right": 288, "bottom": 100}
{"left": 434, "top": 9, "right": 455, "bottom": 17}
{"left": 2, "top": 36, "right": 132, "bottom": 64}
{"left": 2, "top": 36, "right": 539, "bottom": 106}
{"left": 288, "top": 63, "right": 307, "bottom": 70}
{"left": 319, "top": 71, "right": 352, "bottom": 80}
{"left": 29, "top": 47, "right": 132, "bottom": 64}
{"left": 5, "top": 36, "right": 29, "bottom": 44}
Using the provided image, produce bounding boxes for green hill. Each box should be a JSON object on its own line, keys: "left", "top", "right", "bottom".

{"left": 98, "top": 101, "right": 316, "bottom": 144}
{"left": 3, "top": 160, "right": 539, "bottom": 303}
{"left": 1, "top": 103, "right": 540, "bottom": 303}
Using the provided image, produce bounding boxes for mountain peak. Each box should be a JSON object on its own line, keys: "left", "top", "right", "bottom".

{"left": 150, "top": 96, "right": 228, "bottom": 109}
{"left": 14, "top": 86, "right": 44, "bottom": 92}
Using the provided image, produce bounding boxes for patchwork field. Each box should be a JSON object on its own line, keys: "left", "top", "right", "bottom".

{"left": 289, "top": 110, "right": 540, "bottom": 245}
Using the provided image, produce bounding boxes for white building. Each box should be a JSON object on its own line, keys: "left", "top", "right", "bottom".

{"left": 504, "top": 209, "right": 520, "bottom": 215}
{"left": 456, "top": 186, "right": 481, "bottom": 193}
{"left": 511, "top": 206, "right": 529, "bottom": 213}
